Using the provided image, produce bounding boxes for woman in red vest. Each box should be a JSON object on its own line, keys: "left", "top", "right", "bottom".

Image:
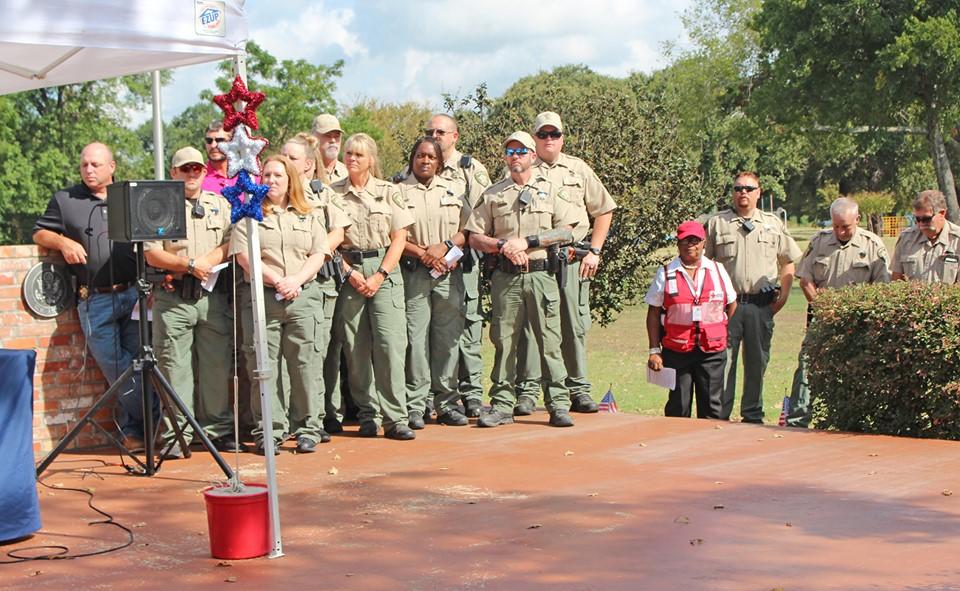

{"left": 645, "top": 221, "right": 737, "bottom": 418}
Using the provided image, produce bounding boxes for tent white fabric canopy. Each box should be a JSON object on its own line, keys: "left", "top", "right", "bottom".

{"left": 0, "top": 0, "right": 246, "bottom": 94}
{"left": 0, "top": 0, "right": 285, "bottom": 559}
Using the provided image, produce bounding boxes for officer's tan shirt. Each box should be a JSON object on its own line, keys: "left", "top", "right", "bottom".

{"left": 437, "top": 149, "right": 490, "bottom": 209}
{"left": 465, "top": 174, "right": 579, "bottom": 261}
{"left": 302, "top": 178, "right": 352, "bottom": 232}
{"left": 399, "top": 175, "right": 470, "bottom": 248}
{"left": 229, "top": 205, "right": 329, "bottom": 282}
{"left": 331, "top": 176, "right": 414, "bottom": 250}
{"left": 533, "top": 152, "right": 617, "bottom": 242}
{"left": 704, "top": 208, "right": 803, "bottom": 294}
{"left": 797, "top": 228, "right": 890, "bottom": 288}
{"left": 144, "top": 190, "right": 232, "bottom": 264}
{"left": 324, "top": 160, "right": 348, "bottom": 183}
{"left": 890, "top": 220, "right": 960, "bottom": 284}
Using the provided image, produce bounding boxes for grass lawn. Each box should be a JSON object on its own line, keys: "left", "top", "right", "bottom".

{"left": 478, "top": 223, "right": 898, "bottom": 423}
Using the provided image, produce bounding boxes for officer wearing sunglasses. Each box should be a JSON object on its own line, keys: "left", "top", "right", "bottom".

{"left": 704, "top": 171, "right": 802, "bottom": 424}
{"left": 465, "top": 131, "right": 580, "bottom": 429}
{"left": 512, "top": 111, "right": 618, "bottom": 418}
{"left": 891, "top": 189, "right": 960, "bottom": 284}
{"left": 144, "top": 146, "right": 238, "bottom": 457}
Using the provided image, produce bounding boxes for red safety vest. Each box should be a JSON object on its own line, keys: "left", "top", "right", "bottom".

{"left": 661, "top": 260, "right": 730, "bottom": 353}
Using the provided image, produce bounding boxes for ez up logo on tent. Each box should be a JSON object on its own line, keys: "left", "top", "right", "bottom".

{"left": 195, "top": 0, "right": 226, "bottom": 37}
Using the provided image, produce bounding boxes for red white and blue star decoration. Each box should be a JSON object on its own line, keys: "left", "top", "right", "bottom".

{"left": 222, "top": 124, "right": 268, "bottom": 178}
{"left": 213, "top": 76, "right": 270, "bottom": 222}
{"left": 222, "top": 170, "right": 269, "bottom": 223}
{"left": 213, "top": 75, "right": 266, "bottom": 131}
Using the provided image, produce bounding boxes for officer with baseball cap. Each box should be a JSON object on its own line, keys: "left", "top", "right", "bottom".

{"left": 145, "top": 146, "right": 237, "bottom": 456}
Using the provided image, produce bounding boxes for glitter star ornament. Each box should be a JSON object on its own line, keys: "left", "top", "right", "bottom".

{"left": 221, "top": 124, "right": 268, "bottom": 178}
{"left": 222, "top": 170, "right": 270, "bottom": 223}
{"left": 212, "top": 75, "right": 266, "bottom": 131}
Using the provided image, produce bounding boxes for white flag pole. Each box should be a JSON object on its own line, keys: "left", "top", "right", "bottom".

{"left": 233, "top": 54, "right": 284, "bottom": 559}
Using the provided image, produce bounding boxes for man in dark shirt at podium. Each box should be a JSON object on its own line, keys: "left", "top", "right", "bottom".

{"left": 33, "top": 142, "right": 145, "bottom": 450}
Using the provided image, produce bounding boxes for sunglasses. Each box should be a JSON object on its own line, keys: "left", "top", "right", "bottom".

{"left": 915, "top": 214, "right": 936, "bottom": 223}
{"left": 536, "top": 130, "right": 563, "bottom": 139}
{"left": 505, "top": 147, "right": 531, "bottom": 157}
{"left": 733, "top": 185, "right": 759, "bottom": 193}
{"left": 423, "top": 128, "right": 450, "bottom": 137}
{"left": 204, "top": 137, "right": 229, "bottom": 145}
{"left": 178, "top": 164, "right": 204, "bottom": 174}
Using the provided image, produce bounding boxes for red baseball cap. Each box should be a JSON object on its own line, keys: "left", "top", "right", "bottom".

{"left": 677, "top": 220, "right": 706, "bottom": 241}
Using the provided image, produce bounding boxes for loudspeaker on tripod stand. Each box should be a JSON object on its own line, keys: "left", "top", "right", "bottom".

{"left": 108, "top": 180, "right": 188, "bottom": 242}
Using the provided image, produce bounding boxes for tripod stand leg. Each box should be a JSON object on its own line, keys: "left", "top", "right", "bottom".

{"left": 150, "top": 371, "right": 194, "bottom": 464}
{"left": 36, "top": 365, "right": 147, "bottom": 476}
{"left": 150, "top": 366, "right": 234, "bottom": 479}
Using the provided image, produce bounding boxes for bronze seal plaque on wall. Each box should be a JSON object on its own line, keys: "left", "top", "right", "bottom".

{"left": 22, "top": 262, "right": 74, "bottom": 318}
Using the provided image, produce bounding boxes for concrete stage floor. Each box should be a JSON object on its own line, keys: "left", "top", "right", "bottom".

{"left": 6, "top": 413, "right": 960, "bottom": 590}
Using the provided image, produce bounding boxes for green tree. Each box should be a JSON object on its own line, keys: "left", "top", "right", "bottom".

{"left": 0, "top": 74, "right": 161, "bottom": 243}
{"left": 220, "top": 41, "right": 343, "bottom": 145}
{"left": 340, "top": 99, "right": 432, "bottom": 178}
{"left": 754, "top": 0, "right": 960, "bottom": 221}
{"left": 446, "top": 67, "right": 704, "bottom": 325}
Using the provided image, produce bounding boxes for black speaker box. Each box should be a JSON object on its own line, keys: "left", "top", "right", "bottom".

{"left": 107, "top": 180, "right": 187, "bottom": 242}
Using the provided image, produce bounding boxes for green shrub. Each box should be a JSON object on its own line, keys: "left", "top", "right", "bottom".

{"left": 804, "top": 281, "right": 960, "bottom": 439}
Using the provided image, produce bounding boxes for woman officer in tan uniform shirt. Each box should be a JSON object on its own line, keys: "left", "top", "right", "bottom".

{"left": 331, "top": 133, "right": 416, "bottom": 441}
{"left": 231, "top": 154, "right": 330, "bottom": 455}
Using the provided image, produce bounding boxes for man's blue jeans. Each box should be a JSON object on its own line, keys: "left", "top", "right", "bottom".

{"left": 77, "top": 289, "right": 145, "bottom": 438}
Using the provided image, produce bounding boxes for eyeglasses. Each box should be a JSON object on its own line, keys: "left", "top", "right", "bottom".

{"left": 915, "top": 214, "right": 936, "bottom": 223}
{"left": 178, "top": 164, "right": 204, "bottom": 174}
{"left": 505, "top": 147, "right": 531, "bottom": 157}
{"left": 733, "top": 185, "right": 758, "bottom": 193}
{"left": 423, "top": 129, "right": 450, "bottom": 138}
{"left": 204, "top": 137, "right": 229, "bottom": 145}
{"left": 192, "top": 201, "right": 205, "bottom": 218}
{"left": 678, "top": 236, "right": 704, "bottom": 244}
{"left": 536, "top": 130, "right": 563, "bottom": 139}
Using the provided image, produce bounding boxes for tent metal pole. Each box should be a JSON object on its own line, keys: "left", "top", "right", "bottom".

{"left": 234, "top": 53, "right": 284, "bottom": 560}
{"left": 151, "top": 70, "right": 164, "bottom": 180}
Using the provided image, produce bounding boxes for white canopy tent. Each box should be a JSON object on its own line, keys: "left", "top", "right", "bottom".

{"left": 0, "top": 0, "right": 247, "bottom": 94}
{"left": 1, "top": 0, "right": 285, "bottom": 559}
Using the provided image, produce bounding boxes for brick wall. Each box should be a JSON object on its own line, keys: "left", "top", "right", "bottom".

{"left": 0, "top": 245, "right": 112, "bottom": 458}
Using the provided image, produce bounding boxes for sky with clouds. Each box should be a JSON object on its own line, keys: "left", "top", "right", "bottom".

{"left": 159, "top": 0, "right": 691, "bottom": 120}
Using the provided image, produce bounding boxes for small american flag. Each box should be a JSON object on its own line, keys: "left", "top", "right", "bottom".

{"left": 598, "top": 386, "right": 618, "bottom": 413}
{"left": 778, "top": 396, "right": 791, "bottom": 426}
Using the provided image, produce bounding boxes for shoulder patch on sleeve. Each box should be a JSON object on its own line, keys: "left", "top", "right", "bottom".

{"left": 474, "top": 169, "right": 490, "bottom": 187}
{"left": 392, "top": 192, "right": 406, "bottom": 208}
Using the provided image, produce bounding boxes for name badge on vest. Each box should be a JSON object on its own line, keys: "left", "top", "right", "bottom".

{"left": 691, "top": 306, "right": 702, "bottom": 322}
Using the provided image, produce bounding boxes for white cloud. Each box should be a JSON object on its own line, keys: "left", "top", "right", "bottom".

{"left": 157, "top": 0, "right": 691, "bottom": 120}
{"left": 252, "top": 2, "right": 366, "bottom": 59}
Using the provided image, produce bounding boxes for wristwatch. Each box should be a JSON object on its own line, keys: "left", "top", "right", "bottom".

{"left": 588, "top": 247, "right": 602, "bottom": 256}
{"left": 648, "top": 347, "right": 662, "bottom": 355}
{"left": 496, "top": 239, "right": 506, "bottom": 252}
{"left": 377, "top": 267, "right": 390, "bottom": 279}
{"left": 187, "top": 258, "right": 196, "bottom": 275}
{"left": 443, "top": 239, "right": 455, "bottom": 252}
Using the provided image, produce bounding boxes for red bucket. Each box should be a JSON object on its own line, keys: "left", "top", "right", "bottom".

{"left": 202, "top": 483, "right": 270, "bottom": 559}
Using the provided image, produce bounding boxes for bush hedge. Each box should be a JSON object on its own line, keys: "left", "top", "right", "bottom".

{"left": 804, "top": 281, "right": 960, "bottom": 440}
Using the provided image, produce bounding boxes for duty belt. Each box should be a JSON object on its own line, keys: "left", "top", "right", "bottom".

{"left": 77, "top": 281, "right": 135, "bottom": 300}
{"left": 400, "top": 255, "right": 426, "bottom": 271}
{"left": 737, "top": 292, "right": 772, "bottom": 306}
{"left": 341, "top": 248, "right": 386, "bottom": 265}
{"left": 498, "top": 258, "right": 552, "bottom": 274}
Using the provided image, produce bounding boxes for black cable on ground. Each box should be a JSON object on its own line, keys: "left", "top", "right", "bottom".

{"left": 0, "top": 461, "right": 134, "bottom": 563}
